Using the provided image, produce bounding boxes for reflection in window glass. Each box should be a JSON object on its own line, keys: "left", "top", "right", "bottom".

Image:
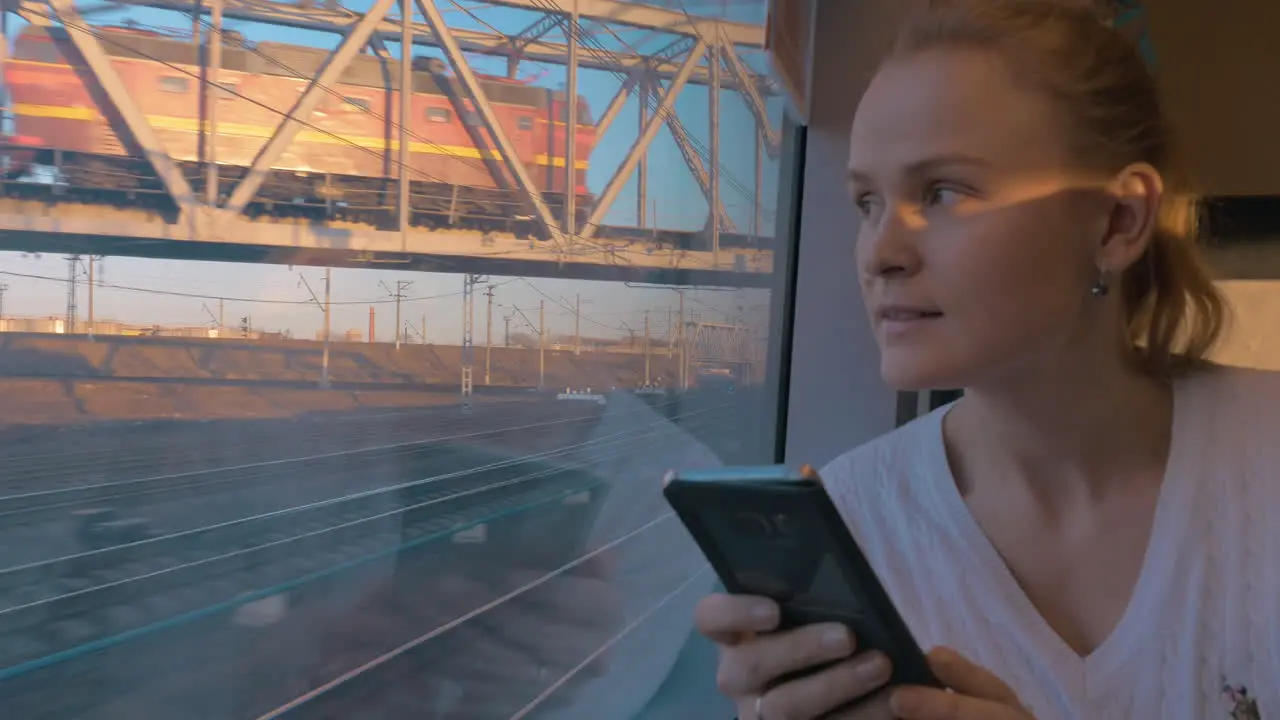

{"left": 0, "top": 2, "right": 783, "bottom": 717}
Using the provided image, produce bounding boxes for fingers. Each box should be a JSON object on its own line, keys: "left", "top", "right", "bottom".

{"left": 694, "top": 593, "right": 780, "bottom": 643}
{"left": 717, "top": 623, "right": 857, "bottom": 696}
{"left": 752, "top": 651, "right": 893, "bottom": 720}
{"left": 823, "top": 688, "right": 894, "bottom": 719}
{"left": 888, "top": 648, "right": 1028, "bottom": 720}
{"left": 925, "top": 647, "right": 1021, "bottom": 705}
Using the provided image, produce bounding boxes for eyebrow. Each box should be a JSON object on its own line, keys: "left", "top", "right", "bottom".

{"left": 847, "top": 152, "right": 991, "bottom": 185}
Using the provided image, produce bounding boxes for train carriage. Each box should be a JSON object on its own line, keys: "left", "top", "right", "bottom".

{"left": 4, "top": 25, "right": 596, "bottom": 233}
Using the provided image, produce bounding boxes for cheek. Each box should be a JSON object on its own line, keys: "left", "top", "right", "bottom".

{"left": 929, "top": 224, "right": 1087, "bottom": 346}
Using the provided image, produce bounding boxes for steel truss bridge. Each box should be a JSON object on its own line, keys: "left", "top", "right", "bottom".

{"left": 0, "top": 0, "right": 779, "bottom": 288}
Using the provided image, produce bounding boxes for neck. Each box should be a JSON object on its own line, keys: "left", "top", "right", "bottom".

{"left": 948, "top": 348, "right": 1173, "bottom": 501}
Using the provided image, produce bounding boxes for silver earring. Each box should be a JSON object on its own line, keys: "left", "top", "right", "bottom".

{"left": 1091, "top": 269, "right": 1111, "bottom": 298}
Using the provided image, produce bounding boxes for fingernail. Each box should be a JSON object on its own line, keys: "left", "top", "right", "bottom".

{"left": 750, "top": 602, "right": 777, "bottom": 623}
{"left": 929, "top": 646, "right": 959, "bottom": 667}
{"left": 853, "top": 652, "right": 891, "bottom": 685}
{"left": 890, "top": 687, "right": 921, "bottom": 715}
{"left": 822, "top": 626, "right": 851, "bottom": 653}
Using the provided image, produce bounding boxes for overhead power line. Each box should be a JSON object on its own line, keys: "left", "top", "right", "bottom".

{"left": 0, "top": 268, "right": 517, "bottom": 306}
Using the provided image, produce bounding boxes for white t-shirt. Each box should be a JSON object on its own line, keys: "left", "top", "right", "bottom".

{"left": 822, "top": 365, "right": 1280, "bottom": 720}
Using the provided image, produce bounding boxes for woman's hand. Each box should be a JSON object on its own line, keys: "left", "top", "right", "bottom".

{"left": 694, "top": 593, "right": 894, "bottom": 719}
{"left": 694, "top": 593, "right": 1034, "bottom": 720}
{"left": 890, "top": 647, "right": 1034, "bottom": 720}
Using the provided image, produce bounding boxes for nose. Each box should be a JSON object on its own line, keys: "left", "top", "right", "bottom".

{"left": 860, "top": 204, "right": 923, "bottom": 280}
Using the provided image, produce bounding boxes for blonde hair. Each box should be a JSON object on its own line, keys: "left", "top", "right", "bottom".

{"left": 892, "top": 0, "right": 1226, "bottom": 377}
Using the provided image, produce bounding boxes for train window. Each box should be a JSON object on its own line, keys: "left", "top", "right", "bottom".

{"left": 159, "top": 76, "right": 191, "bottom": 94}
{"left": 30, "top": 42, "right": 61, "bottom": 64}
{"left": 0, "top": 2, "right": 797, "bottom": 719}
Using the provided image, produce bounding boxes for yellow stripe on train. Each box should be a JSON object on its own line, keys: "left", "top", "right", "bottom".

{"left": 10, "top": 103, "right": 590, "bottom": 170}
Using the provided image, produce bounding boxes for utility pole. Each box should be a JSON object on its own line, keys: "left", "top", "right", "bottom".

{"left": 380, "top": 279, "right": 413, "bottom": 349}
{"left": 644, "top": 310, "right": 651, "bottom": 386}
{"left": 322, "top": 269, "right": 331, "bottom": 388}
{"left": 65, "top": 255, "right": 79, "bottom": 334}
{"left": 678, "top": 289, "right": 686, "bottom": 391}
{"left": 461, "top": 274, "right": 485, "bottom": 408}
{"left": 421, "top": 314, "right": 427, "bottom": 345}
{"left": 86, "top": 256, "right": 97, "bottom": 339}
{"left": 219, "top": 298, "right": 225, "bottom": 329}
{"left": 298, "top": 270, "right": 331, "bottom": 388}
{"left": 484, "top": 284, "right": 494, "bottom": 384}
{"left": 369, "top": 305, "right": 376, "bottom": 343}
{"left": 667, "top": 306, "right": 674, "bottom": 357}
{"left": 504, "top": 314, "right": 511, "bottom": 347}
{"left": 539, "top": 300, "right": 546, "bottom": 389}
{"left": 574, "top": 293, "right": 581, "bottom": 355}
{"left": 0, "top": 282, "right": 8, "bottom": 330}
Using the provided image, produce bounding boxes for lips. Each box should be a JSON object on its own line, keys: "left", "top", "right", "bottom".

{"left": 878, "top": 306, "right": 943, "bottom": 321}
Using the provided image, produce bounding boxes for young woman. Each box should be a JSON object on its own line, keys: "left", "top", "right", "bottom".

{"left": 695, "top": 2, "right": 1279, "bottom": 719}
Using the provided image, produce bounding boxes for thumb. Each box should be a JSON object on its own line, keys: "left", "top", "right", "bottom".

{"left": 927, "top": 647, "right": 1022, "bottom": 706}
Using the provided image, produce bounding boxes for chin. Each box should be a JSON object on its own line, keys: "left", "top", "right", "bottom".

{"left": 879, "top": 349, "right": 966, "bottom": 391}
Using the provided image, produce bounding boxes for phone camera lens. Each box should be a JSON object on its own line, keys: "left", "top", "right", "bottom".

{"left": 772, "top": 514, "right": 793, "bottom": 536}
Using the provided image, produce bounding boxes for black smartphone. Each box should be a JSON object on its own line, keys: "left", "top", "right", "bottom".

{"left": 663, "top": 464, "right": 941, "bottom": 689}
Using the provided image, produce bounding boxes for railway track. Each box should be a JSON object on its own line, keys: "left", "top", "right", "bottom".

{"left": 0, "top": 405, "right": 613, "bottom": 525}
{"left": 0, "top": 396, "right": 530, "bottom": 491}
{"left": 0, "top": 404, "right": 725, "bottom": 679}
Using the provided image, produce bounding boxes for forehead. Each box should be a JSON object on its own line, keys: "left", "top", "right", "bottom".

{"left": 848, "top": 48, "right": 1070, "bottom": 179}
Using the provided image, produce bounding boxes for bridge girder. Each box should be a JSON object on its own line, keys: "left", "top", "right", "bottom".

{"left": 468, "top": 0, "right": 764, "bottom": 47}
{"left": 5, "top": 0, "right": 777, "bottom": 273}
{"left": 33, "top": 0, "right": 773, "bottom": 91}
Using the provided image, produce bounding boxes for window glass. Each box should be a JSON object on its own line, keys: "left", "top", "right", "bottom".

{"left": 0, "top": 2, "right": 789, "bottom": 717}
{"left": 30, "top": 41, "right": 61, "bottom": 64}
{"left": 343, "top": 96, "right": 371, "bottom": 111}
{"left": 159, "top": 76, "right": 190, "bottom": 93}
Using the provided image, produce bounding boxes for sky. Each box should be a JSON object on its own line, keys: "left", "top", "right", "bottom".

{"left": 0, "top": 0, "right": 786, "bottom": 344}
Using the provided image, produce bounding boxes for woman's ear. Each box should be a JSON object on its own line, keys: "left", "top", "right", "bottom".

{"left": 1096, "top": 162, "right": 1163, "bottom": 273}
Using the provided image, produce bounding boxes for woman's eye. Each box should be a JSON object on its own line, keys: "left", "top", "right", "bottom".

{"left": 924, "top": 185, "right": 965, "bottom": 207}
{"left": 854, "top": 193, "right": 881, "bottom": 217}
